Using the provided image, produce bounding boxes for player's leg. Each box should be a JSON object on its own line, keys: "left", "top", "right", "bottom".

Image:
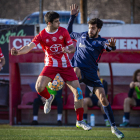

{"left": 59, "top": 67, "right": 91, "bottom": 130}
{"left": 83, "top": 86, "right": 96, "bottom": 123}
{"left": 36, "top": 75, "right": 55, "bottom": 114}
{"left": 66, "top": 80, "right": 92, "bottom": 130}
{"left": 36, "top": 66, "right": 58, "bottom": 114}
{"left": 94, "top": 87, "right": 124, "bottom": 139}
{"left": 31, "top": 97, "right": 43, "bottom": 125}
{"left": 120, "top": 97, "right": 136, "bottom": 127}
{"left": 55, "top": 89, "right": 63, "bottom": 125}
{"left": 83, "top": 97, "right": 93, "bottom": 123}
{"left": 36, "top": 75, "right": 52, "bottom": 99}
{"left": 74, "top": 67, "right": 82, "bottom": 80}
{"left": 97, "top": 100, "right": 110, "bottom": 127}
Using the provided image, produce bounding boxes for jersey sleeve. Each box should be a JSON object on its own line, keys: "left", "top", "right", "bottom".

{"left": 32, "top": 33, "right": 42, "bottom": 46}
{"left": 64, "top": 29, "right": 73, "bottom": 46}
{"left": 70, "top": 32, "right": 84, "bottom": 40}
{"left": 0, "top": 47, "right": 4, "bottom": 58}
{"left": 67, "top": 15, "right": 84, "bottom": 40}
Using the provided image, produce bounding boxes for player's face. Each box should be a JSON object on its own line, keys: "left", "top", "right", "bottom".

{"left": 52, "top": 18, "right": 60, "bottom": 29}
{"left": 88, "top": 24, "right": 100, "bottom": 38}
{"left": 136, "top": 72, "right": 140, "bottom": 82}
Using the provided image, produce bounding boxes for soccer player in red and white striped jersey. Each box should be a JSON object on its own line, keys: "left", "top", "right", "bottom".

{"left": 0, "top": 47, "right": 5, "bottom": 71}
{"left": 32, "top": 25, "right": 73, "bottom": 68}
{"left": 11, "top": 11, "right": 91, "bottom": 130}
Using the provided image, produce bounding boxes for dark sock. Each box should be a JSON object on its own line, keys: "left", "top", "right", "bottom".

{"left": 124, "top": 112, "right": 130, "bottom": 120}
{"left": 83, "top": 114, "right": 87, "bottom": 120}
{"left": 103, "top": 103, "right": 116, "bottom": 126}
{"left": 103, "top": 114, "right": 108, "bottom": 120}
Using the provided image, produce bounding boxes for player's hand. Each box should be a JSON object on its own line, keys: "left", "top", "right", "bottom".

{"left": 134, "top": 82, "right": 140, "bottom": 88}
{"left": 70, "top": 4, "right": 79, "bottom": 16}
{"left": 130, "top": 81, "right": 135, "bottom": 88}
{"left": 0, "top": 63, "right": 2, "bottom": 71}
{"left": 11, "top": 47, "right": 18, "bottom": 55}
{"left": 62, "top": 47, "right": 71, "bottom": 53}
{"left": 106, "top": 38, "right": 116, "bottom": 48}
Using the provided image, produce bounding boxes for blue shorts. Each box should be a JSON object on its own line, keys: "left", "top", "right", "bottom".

{"left": 85, "top": 86, "right": 99, "bottom": 107}
{"left": 89, "top": 94, "right": 99, "bottom": 107}
{"left": 79, "top": 67, "right": 103, "bottom": 88}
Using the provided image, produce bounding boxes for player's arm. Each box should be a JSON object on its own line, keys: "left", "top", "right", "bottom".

{"left": 105, "top": 38, "right": 116, "bottom": 52}
{"left": 128, "top": 81, "right": 135, "bottom": 98}
{"left": 0, "top": 57, "right": 5, "bottom": 71}
{"left": 0, "top": 57, "right": 5, "bottom": 67}
{"left": 67, "top": 4, "right": 83, "bottom": 39}
{"left": 62, "top": 45, "right": 75, "bottom": 54}
{"left": 11, "top": 42, "right": 36, "bottom": 55}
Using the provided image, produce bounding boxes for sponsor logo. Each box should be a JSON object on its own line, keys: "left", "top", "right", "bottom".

{"left": 82, "top": 36, "right": 86, "bottom": 38}
{"left": 50, "top": 44, "right": 62, "bottom": 52}
{"left": 11, "top": 37, "right": 42, "bottom": 49}
{"left": 52, "top": 37, "right": 57, "bottom": 42}
{"left": 92, "top": 41, "right": 96, "bottom": 45}
{"left": 46, "top": 39, "right": 49, "bottom": 43}
{"left": 79, "top": 43, "right": 86, "bottom": 48}
{"left": 67, "top": 40, "right": 72, "bottom": 44}
{"left": 105, "top": 38, "right": 140, "bottom": 50}
{"left": 59, "top": 36, "right": 63, "bottom": 40}
{"left": 115, "top": 39, "right": 140, "bottom": 50}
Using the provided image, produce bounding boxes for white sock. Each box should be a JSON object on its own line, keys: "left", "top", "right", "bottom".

{"left": 33, "top": 116, "right": 38, "bottom": 121}
{"left": 57, "top": 114, "right": 62, "bottom": 121}
{"left": 125, "top": 119, "right": 129, "bottom": 123}
{"left": 49, "top": 94, "right": 53, "bottom": 100}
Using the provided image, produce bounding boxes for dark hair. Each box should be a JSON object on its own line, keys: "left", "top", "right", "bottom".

{"left": 44, "top": 11, "right": 60, "bottom": 24}
{"left": 133, "top": 69, "right": 140, "bottom": 82}
{"left": 88, "top": 18, "right": 103, "bottom": 29}
{"left": 97, "top": 68, "right": 99, "bottom": 72}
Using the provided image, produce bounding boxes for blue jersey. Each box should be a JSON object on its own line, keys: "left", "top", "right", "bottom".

{"left": 71, "top": 32, "right": 108, "bottom": 70}
{"left": 67, "top": 15, "right": 113, "bottom": 71}
{"left": 67, "top": 15, "right": 115, "bottom": 87}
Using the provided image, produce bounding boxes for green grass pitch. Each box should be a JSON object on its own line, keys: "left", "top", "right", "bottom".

{"left": 0, "top": 125, "right": 140, "bottom": 140}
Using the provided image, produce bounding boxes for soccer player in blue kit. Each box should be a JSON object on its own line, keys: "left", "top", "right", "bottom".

{"left": 67, "top": 4, "right": 124, "bottom": 139}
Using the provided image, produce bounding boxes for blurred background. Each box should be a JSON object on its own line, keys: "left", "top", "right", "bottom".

{"left": 0, "top": 0, "right": 140, "bottom": 24}
{"left": 0, "top": 0, "right": 140, "bottom": 126}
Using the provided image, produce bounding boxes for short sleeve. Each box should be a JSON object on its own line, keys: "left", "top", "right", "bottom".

{"left": 32, "top": 33, "right": 42, "bottom": 46}
{"left": 64, "top": 29, "right": 73, "bottom": 46}
{"left": 0, "top": 48, "right": 4, "bottom": 58}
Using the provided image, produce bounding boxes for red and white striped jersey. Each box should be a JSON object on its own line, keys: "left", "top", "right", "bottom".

{"left": 32, "top": 27, "right": 73, "bottom": 68}
{"left": 0, "top": 47, "right": 4, "bottom": 58}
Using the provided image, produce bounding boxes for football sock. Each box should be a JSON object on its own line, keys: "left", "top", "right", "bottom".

{"left": 76, "top": 108, "right": 84, "bottom": 121}
{"left": 124, "top": 112, "right": 130, "bottom": 122}
{"left": 33, "top": 116, "right": 38, "bottom": 121}
{"left": 103, "top": 103, "right": 116, "bottom": 126}
{"left": 103, "top": 114, "right": 108, "bottom": 121}
{"left": 57, "top": 114, "right": 62, "bottom": 121}
{"left": 38, "top": 87, "right": 50, "bottom": 99}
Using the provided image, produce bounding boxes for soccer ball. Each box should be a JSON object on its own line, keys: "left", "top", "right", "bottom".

{"left": 48, "top": 74, "right": 64, "bottom": 91}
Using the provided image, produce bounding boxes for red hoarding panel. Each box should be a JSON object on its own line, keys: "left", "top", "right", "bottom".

{"left": 9, "top": 36, "right": 140, "bottom": 63}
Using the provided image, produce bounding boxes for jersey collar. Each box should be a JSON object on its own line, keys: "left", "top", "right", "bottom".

{"left": 45, "top": 28, "right": 58, "bottom": 34}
